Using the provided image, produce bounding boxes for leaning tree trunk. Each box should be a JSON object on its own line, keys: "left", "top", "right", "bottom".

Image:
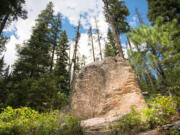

{"left": 70, "top": 19, "right": 81, "bottom": 87}
{"left": 0, "top": 14, "right": 9, "bottom": 35}
{"left": 102, "top": 0, "right": 124, "bottom": 59}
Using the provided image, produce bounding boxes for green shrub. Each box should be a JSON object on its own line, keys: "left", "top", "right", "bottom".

{"left": 142, "top": 95, "right": 177, "bottom": 128}
{"left": 110, "top": 95, "right": 178, "bottom": 135}
{"left": 0, "top": 107, "right": 83, "bottom": 135}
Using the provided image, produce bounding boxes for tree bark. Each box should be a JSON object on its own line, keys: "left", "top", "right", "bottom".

{"left": 102, "top": 0, "right": 124, "bottom": 58}
{"left": 0, "top": 14, "right": 9, "bottom": 35}
{"left": 146, "top": 69, "right": 155, "bottom": 91}
{"left": 127, "top": 37, "right": 140, "bottom": 82}
{"left": 95, "top": 17, "right": 103, "bottom": 60}
{"left": 89, "top": 27, "right": 96, "bottom": 62}
{"left": 50, "top": 44, "right": 56, "bottom": 72}
{"left": 70, "top": 19, "right": 81, "bottom": 86}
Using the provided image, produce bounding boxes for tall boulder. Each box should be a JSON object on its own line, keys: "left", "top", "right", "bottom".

{"left": 71, "top": 57, "right": 146, "bottom": 121}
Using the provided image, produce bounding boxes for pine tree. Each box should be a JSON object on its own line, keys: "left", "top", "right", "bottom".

{"left": 0, "top": 56, "right": 5, "bottom": 76}
{"left": 102, "top": 0, "right": 129, "bottom": 58}
{"left": 104, "top": 28, "right": 118, "bottom": 57}
{"left": 13, "top": 2, "right": 54, "bottom": 79}
{"left": 147, "top": 0, "right": 180, "bottom": 24}
{"left": 9, "top": 2, "right": 56, "bottom": 109}
{"left": 88, "top": 26, "right": 96, "bottom": 62}
{"left": 0, "top": 0, "right": 27, "bottom": 35}
{"left": 128, "top": 17, "right": 180, "bottom": 95}
{"left": 54, "top": 30, "right": 70, "bottom": 95}
{"left": 0, "top": 35, "right": 7, "bottom": 52}
{"left": 49, "top": 13, "right": 62, "bottom": 72}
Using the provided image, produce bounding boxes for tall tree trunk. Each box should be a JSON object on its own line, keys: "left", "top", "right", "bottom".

{"left": 146, "top": 69, "right": 155, "bottom": 91}
{"left": 68, "top": 46, "right": 71, "bottom": 90}
{"left": 50, "top": 44, "right": 56, "bottom": 72}
{"left": 90, "top": 35, "right": 95, "bottom": 62}
{"left": 127, "top": 37, "right": 140, "bottom": 80}
{"left": 151, "top": 46, "right": 168, "bottom": 86}
{"left": 102, "top": 0, "right": 124, "bottom": 58}
{"left": 71, "top": 19, "right": 81, "bottom": 86}
{"left": 128, "top": 36, "right": 155, "bottom": 91}
{"left": 94, "top": 17, "right": 103, "bottom": 60}
{"left": 0, "top": 14, "right": 9, "bottom": 35}
{"left": 89, "top": 27, "right": 95, "bottom": 62}
{"left": 135, "top": 8, "right": 144, "bottom": 25}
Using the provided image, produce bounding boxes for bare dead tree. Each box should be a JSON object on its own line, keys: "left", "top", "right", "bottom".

{"left": 135, "top": 8, "right": 144, "bottom": 25}
{"left": 94, "top": 17, "right": 103, "bottom": 60}
{"left": 88, "top": 26, "right": 96, "bottom": 62}
{"left": 70, "top": 18, "right": 81, "bottom": 87}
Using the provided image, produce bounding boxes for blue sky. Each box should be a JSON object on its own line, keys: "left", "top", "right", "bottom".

{"left": 126, "top": 0, "right": 149, "bottom": 25}
{"left": 121, "top": 0, "right": 149, "bottom": 47}
{"left": 4, "top": 0, "right": 150, "bottom": 66}
{"left": 61, "top": 0, "right": 149, "bottom": 44}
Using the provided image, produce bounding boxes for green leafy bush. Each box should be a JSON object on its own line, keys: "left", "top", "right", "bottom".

{"left": 0, "top": 107, "right": 83, "bottom": 135}
{"left": 142, "top": 95, "right": 177, "bottom": 128}
{"left": 110, "top": 96, "right": 178, "bottom": 135}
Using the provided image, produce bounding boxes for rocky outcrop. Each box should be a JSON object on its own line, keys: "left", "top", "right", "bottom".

{"left": 83, "top": 120, "right": 180, "bottom": 135}
{"left": 71, "top": 57, "right": 146, "bottom": 120}
{"left": 71, "top": 57, "right": 146, "bottom": 132}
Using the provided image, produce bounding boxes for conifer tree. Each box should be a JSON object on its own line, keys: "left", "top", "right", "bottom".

{"left": 9, "top": 2, "right": 57, "bottom": 109}
{"left": 104, "top": 28, "right": 118, "bottom": 57}
{"left": 0, "top": 0, "right": 27, "bottom": 35}
{"left": 54, "top": 30, "right": 70, "bottom": 95}
{"left": 128, "top": 17, "right": 180, "bottom": 95}
{"left": 13, "top": 2, "right": 54, "bottom": 79}
{"left": 49, "top": 13, "right": 62, "bottom": 72}
{"left": 102, "top": 0, "right": 129, "bottom": 58}
{"left": 147, "top": 0, "right": 180, "bottom": 24}
{"left": 0, "top": 56, "right": 5, "bottom": 77}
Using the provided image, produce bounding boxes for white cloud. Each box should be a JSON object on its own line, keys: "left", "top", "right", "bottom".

{"left": 3, "top": 0, "right": 109, "bottom": 67}
{"left": 129, "top": 16, "right": 138, "bottom": 27}
{"left": 4, "top": 36, "right": 19, "bottom": 67}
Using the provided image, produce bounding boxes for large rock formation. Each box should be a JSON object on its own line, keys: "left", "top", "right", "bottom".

{"left": 71, "top": 57, "right": 146, "bottom": 126}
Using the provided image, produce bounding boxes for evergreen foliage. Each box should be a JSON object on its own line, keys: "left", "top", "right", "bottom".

{"left": 147, "top": 0, "right": 180, "bottom": 24}
{"left": 103, "top": 0, "right": 129, "bottom": 33}
{"left": 54, "top": 30, "right": 70, "bottom": 95}
{"left": 104, "top": 28, "right": 118, "bottom": 57}
{"left": 0, "top": 0, "right": 27, "bottom": 35}
{"left": 103, "top": 0, "right": 129, "bottom": 58}
{"left": 2, "top": 2, "right": 70, "bottom": 111}
{"left": 128, "top": 17, "right": 180, "bottom": 95}
{"left": 13, "top": 2, "right": 54, "bottom": 79}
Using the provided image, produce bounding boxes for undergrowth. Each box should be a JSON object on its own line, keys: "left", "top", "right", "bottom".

{"left": 110, "top": 95, "right": 179, "bottom": 135}
{"left": 0, "top": 107, "right": 83, "bottom": 135}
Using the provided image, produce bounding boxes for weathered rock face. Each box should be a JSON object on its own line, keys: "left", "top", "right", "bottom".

{"left": 71, "top": 57, "right": 146, "bottom": 120}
